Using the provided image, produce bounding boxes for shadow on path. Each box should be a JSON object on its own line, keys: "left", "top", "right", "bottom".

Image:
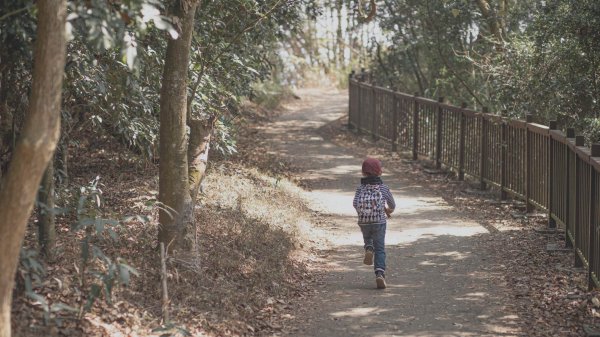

{"left": 262, "top": 88, "right": 522, "bottom": 337}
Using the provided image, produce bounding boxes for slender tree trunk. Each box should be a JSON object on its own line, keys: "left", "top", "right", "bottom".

{"left": 38, "top": 158, "right": 56, "bottom": 259}
{"left": 57, "top": 136, "right": 69, "bottom": 186}
{"left": 306, "top": 20, "right": 317, "bottom": 66}
{"left": 336, "top": 0, "right": 344, "bottom": 68}
{"left": 347, "top": 1, "right": 354, "bottom": 65}
{"left": 188, "top": 117, "right": 215, "bottom": 205}
{"left": 498, "top": 0, "right": 507, "bottom": 37}
{"left": 158, "top": 0, "right": 199, "bottom": 252}
{"left": 329, "top": 2, "right": 337, "bottom": 68}
{"left": 0, "top": 1, "right": 66, "bottom": 336}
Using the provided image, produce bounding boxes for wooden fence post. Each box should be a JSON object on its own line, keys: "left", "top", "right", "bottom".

{"left": 372, "top": 82, "right": 378, "bottom": 141}
{"left": 525, "top": 114, "right": 534, "bottom": 213}
{"left": 588, "top": 143, "right": 600, "bottom": 290}
{"left": 575, "top": 134, "right": 585, "bottom": 268}
{"left": 392, "top": 94, "right": 398, "bottom": 152}
{"left": 458, "top": 102, "right": 467, "bottom": 180}
{"left": 412, "top": 93, "right": 419, "bottom": 161}
{"left": 480, "top": 107, "right": 489, "bottom": 190}
{"left": 348, "top": 71, "right": 355, "bottom": 130}
{"left": 435, "top": 97, "right": 444, "bottom": 169}
{"left": 548, "top": 120, "right": 558, "bottom": 228}
{"left": 500, "top": 110, "right": 508, "bottom": 200}
{"left": 565, "top": 127, "right": 575, "bottom": 248}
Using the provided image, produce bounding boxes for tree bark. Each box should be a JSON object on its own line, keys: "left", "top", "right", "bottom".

{"left": 336, "top": 0, "right": 344, "bottom": 67}
{"left": 57, "top": 136, "right": 69, "bottom": 187}
{"left": 347, "top": 1, "right": 354, "bottom": 64}
{"left": 498, "top": 0, "right": 507, "bottom": 37}
{"left": 158, "top": 0, "right": 199, "bottom": 252}
{"left": 0, "top": 1, "right": 67, "bottom": 336}
{"left": 38, "top": 158, "right": 56, "bottom": 259}
{"left": 188, "top": 118, "right": 214, "bottom": 206}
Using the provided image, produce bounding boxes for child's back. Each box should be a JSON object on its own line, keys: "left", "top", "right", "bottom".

{"left": 353, "top": 158, "right": 395, "bottom": 289}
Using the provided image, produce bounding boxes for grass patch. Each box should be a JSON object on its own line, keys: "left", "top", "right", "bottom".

{"left": 250, "top": 80, "right": 295, "bottom": 110}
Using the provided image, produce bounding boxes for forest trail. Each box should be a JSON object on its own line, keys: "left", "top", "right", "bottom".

{"left": 261, "top": 88, "right": 522, "bottom": 337}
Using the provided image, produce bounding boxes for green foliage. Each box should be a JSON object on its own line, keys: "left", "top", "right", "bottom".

{"left": 475, "top": 0, "right": 600, "bottom": 141}
{"left": 373, "top": 0, "right": 494, "bottom": 104}
{"left": 183, "top": 0, "right": 308, "bottom": 154}
{"left": 188, "top": 0, "right": 305, "bottom": 117}
{"left": 369, "top": 0, "right": 600, "bottom": 143}
{"left": 577, "top": 117, "right": 600, "bottom": 146}
{"left": 0, "top": 0, "right": 36, "bottom": 153}
{"left": 71, "top": 177, "right": 140, "bottom": 315}
{"left": 63, "top": 34, "right": 164, "bottom": 158}
{"left": 251, "top": 80, "right": 294, "bottom": 110}
{"left": 212, "top": 118, "right": 238, "bottom": 156}
{"left": 2, "top": 0, "right": 311, "bottom": 162}
{"left": 67, "top": 0, "right": 176, "bottom": 69}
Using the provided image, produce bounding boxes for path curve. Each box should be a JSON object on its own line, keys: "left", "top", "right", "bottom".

{"left": 263, "top": 88, "right": 521, "bottom": 337}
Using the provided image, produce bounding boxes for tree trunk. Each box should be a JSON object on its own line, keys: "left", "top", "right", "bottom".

{"left": 57, "top": 136, "right": 69, "bottom": 187}
{"left": 38, "top": 157, "right": 56, "bottom": 259}
{"left": 306, "top": 20, "right": 316, "bottom": 66}
{"left": 347, "top": 1, "right": 354, "bottom": 64}
{"left": 329, "top": 2, "right": 337, "bottom": 68}
{"left": 336, "top": 0, "right": 344, "bottom": 68}
{"left": 188, "top": 118, "right": 214, "bottom": 206}
{"left": 498, "top": 0, "right": 507, "bottom": 37}
{"left": 158, "top": 0, "right": 199, "bottom": 252}
{"left": 0, "top": 1, "right": 67, "bottom": 336}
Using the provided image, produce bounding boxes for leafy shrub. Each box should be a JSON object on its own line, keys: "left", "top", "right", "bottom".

{"left": 71, "top": 176, "right": 140, "bottom": 315}
{"left": 251, "top": 80, "right": 294, "bottom": 110}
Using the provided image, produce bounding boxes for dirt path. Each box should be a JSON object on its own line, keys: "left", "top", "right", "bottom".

{"left": 261, "top": 88, "right": 522, "bottom": 337}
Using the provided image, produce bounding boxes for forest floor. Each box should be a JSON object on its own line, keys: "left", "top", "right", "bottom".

{"left": 10, "top": 87, "right": 600, "bottom": 337}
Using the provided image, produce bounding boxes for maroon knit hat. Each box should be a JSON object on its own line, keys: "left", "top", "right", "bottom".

{"left": 362, "top": 158, "right": 382, "bottom": 176}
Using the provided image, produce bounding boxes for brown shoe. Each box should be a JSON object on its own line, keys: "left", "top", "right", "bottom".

{"left": 376, "top": 272, "right": 386, "bottom": 289}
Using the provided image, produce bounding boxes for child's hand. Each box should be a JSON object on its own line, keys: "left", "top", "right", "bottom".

{"left": 385, "top": 207, "right": 393, "bottom": 218}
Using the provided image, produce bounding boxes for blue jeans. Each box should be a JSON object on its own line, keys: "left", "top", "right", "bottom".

{"left": 359, "top": 223, "right": 386, "bottom": 273}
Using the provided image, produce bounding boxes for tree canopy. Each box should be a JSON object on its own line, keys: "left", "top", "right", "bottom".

{"left": 367, "top": 0, "right": 600, "bottom": 142}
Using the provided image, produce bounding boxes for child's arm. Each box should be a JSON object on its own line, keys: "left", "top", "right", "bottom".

{"left": 352, "top": 186, "right": 361, "bottom": 210}
{"left": 383, "top": 185, "right": 396, "bottom": 217}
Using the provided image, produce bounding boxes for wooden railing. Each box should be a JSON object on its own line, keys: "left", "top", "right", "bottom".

{"left": 349, "top": 75, "right": 600, "bottom": 290}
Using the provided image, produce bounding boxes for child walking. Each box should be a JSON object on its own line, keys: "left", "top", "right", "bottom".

{"left": 353, "top": 158, "right": 395, "bottom": 289}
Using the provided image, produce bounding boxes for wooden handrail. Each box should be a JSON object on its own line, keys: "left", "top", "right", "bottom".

{"left": 347, "top": 75, "right": 600, "bottom": 289}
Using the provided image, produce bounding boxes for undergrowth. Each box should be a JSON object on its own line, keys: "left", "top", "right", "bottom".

{"left": 13, "top": 129, "right": 318, "bottom": 336}
{"left": 251, "top": 80, "right": 295, "bottom": 110}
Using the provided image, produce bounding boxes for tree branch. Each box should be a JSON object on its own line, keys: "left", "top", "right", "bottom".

{"left": 474, "top": 0, "right": 504, "bottom": 44}
{"left": 0, "top": 4, "right": 33, "bottom": 22}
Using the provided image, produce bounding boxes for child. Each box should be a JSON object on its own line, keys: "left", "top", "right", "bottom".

{"left": 352, "top": 158, "right": 395, "bottom": 289}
